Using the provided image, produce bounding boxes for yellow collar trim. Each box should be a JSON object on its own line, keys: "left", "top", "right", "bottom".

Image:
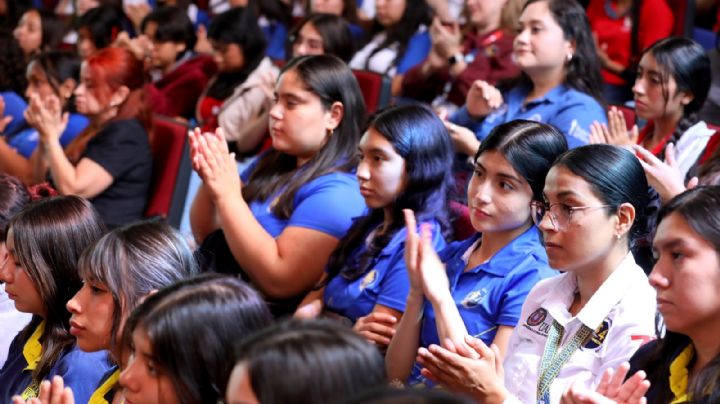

{"left": 669, "top": 344, "right": 694, "bottom": 404}
{"left": 88, "top": 369, "right": 120, "bottom": 404}
{"left": 22, "top": 321, "right": 45, "bottom": 371}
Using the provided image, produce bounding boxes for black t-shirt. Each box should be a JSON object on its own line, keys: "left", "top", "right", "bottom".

{"left": 81, "top": 118, "right": 153, "bottom": 228}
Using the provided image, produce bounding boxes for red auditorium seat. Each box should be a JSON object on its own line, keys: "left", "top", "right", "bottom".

{"left": 144, "top": 115, "right": 193, "bottom": 228}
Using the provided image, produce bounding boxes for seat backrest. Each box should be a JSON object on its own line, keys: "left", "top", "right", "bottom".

{"left": 666, "top": 0, "right": 695, "bottom": 37}
{"left": 700, "top": 124, "right": 720, "bottom": 165}
{"left": 144, "top": 115, "right": 192, "bottom": 228}
{"left": 351, "top": 69, "right": 392, "bottom": 113}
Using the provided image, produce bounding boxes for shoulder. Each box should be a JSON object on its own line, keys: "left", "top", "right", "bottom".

{"left": 438, "top": 234, "right": 480, "bottom": 261}
{"left": 298, "top": 171, "right": 360, "bottom": 194}
{"left": 557, "top": 88, "right": 604, "bottom": 112}
{"left": 53, "top": 346, "right": 112, "bottom": 379}
{"left": 99, "top": 118, "right": 146, "bottom": 137}
{"left": 524, "top": 272, "right": 570, "bottom": 302}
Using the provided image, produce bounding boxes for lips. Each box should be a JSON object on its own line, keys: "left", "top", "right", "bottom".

{"left": 359, "top": 187, "right": 373, "bottom": 197}
{"left": 544, "top": 240, "right": 561, "bottom": 249}
{"left": 69, "top": 319, "right": 85, "bottom": 335}
{"left": 470, "top": 207, "right": 491, "bottom": 219}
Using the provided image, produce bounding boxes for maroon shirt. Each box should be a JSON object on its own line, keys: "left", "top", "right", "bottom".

{"left": 146, "top": 54, "right": 218, "bottom": 119}
{"left": 401, "top": 29, "right": 519, "bottom": 106}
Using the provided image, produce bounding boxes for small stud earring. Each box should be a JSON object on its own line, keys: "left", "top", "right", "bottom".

{"left": 616, "top": 234, "right": 621, "bottom": 240}
{"left": 566, "top": 53, "right": 573, "bottom": 63}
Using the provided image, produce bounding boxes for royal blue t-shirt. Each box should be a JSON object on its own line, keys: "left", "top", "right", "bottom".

{"left": 1, "top": 91, "right": 28, "bottom": 136}
{"left": 7, "top": 114, "right": 89, "bottom": 158}
{"left": 241, "top": 164, "right": 366, "bottom": 239}
{"left": 407, "top": 226, "right": 557, "bottom": 387}
{"left": 324, "top": 221, "right": 446, "bottom": 323}
{"left": 451, "top": 83, "right": 607, "bottom": 149}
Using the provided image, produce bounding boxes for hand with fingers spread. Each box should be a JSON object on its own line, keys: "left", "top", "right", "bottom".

{"left": 561, "top": 363, "right": 650, "bottom": 404}
{"left": 417, "top": 335, "right": 509, "bottom": 403}
{"left": 632, "top": 143, "right": 697, "bottom": 203}
{"left": 24, "top": 94, "right": 68, "bottom": 145}
{"left": 589, "top": 107, "right": 638, "bottom": 147}
{"left": 189, "top": 127, "right": 240, "bottom": 202}
{"left": 445, "top": 121, "right": 481, "bottom": 156}
{"left": 354, "top": 312, "right": 398, "bottom": 349}
{"left": 12, "top": 375, "right": 76, "bottom": 404}
{"left": 466, "top": 80, "right": 503, "bottom": 118}
{"left": 194, "top": 25, "right": 213, "bottom": 54}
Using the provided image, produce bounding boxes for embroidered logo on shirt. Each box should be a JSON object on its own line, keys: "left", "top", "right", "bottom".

{"left": 461, "top": 288, "right": 488, "bottom": 308}
{"left": 527, "top": 308, "right": 547, "bottom": 326}
{"left": 359, "top": 269, "right": 378, "bottom": 291}
{"left": 524, "top": 308, "right": 551, "bottom": 337}
{"left": 582, "top": 318, "right": 612, "bottom": 350}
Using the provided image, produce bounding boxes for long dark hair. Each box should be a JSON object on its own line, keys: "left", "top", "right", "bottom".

{"left": 242, "top": 54, "right": 366, "bottom": 220}
{"left": 520, "top": 0, "right": 604, "bottom": 102}
{"left": 288, "top": 13, "right": 355, "bottom": 62}
{"left": 632, "top": 186, "right": 720, "bottom": 404}
{"left": 363, "top": 0, "right": 432, "bottom": 74}
{"left": 640, "top": 37, "right": 711, "bottom": 158}
{"left": 325, "top": 105, "right": 453, "bottom": 283}
{"left": 476, "top": 119, "right": 568, "bottom": 202}
{"left": 233, "top": 319, "right": 386, "bottom": 403}
{"left": 77, "top": 220, "right": 198, "bottom": 358}
{"left": 10, "top": 196, "right": 105, "bottom": 382}
{"left": 0, "top": 29, "right": 28, "bottom": 94}
{"left": 122, "top": 274, "right": 273, "bottom": 404}
{"left": 552, "top": 145, "right": 650, "bottom": 247}
{"left": 206, "top": 7, "right": 267, "bottom": 100}
{"left": 76, "top": 5, "right": 122, "bottom": 52}
{"left": 30, "top": 51, "right": 82, "bottom": 113}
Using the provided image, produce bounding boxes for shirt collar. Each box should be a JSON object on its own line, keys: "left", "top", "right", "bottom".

{"left": 669, "top": 343, "right": 694, "bottom": 404}
{"left": 462, "top": 226, "right": 543, "bottom": 277}
{"left": 23, "top": 321, "right": 45, "bottom": 371}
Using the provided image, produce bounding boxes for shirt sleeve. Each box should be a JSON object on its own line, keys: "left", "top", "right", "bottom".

{"left": 397, "top": 30, "right": 432, "bottom": 74}
{"left": 52, "top": 350, "right": 110, "bottom": 404}
{"left": 549, "top": 96, "right": 607, "bottom": 148}
{"left": 287, "top": 173, "right": 367, "bottom": 239}
{"left": 83, "top": 120, "right": 150, "bottom": 179}
{"left": 450, "top": 106, "right": 485, "bottom": 136}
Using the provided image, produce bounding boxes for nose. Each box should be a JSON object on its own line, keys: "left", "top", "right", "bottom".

{"left": 119, "top": 357, "right": 139, "bottom": 392}
{"left": 74, "top": 83, "right": 85, "bottom": 97}
{"left": 25, "top": 85, "right": 34, "bottom": 100}
{"left": 514, "top": 28, "right": 530, "bottom": 46}
{"left": 469, "top": 178, "right": 492, "bottom": 205}
{"left": 269, "top": 101, "right": 283, "bottom": 121}
{"left": 536, "top": 209, "right": 557, "bottom": 233}
{"left": 295, "top": 42, "right": 308, "bottom": 56}
{"left": 356, "top": 159, "right": 370, "bottom": 181}
{"left": 213, "top": 53, "right": 224, "bottom": 69}
{"left": 632, "top": 78, "right": 644, "bottom": 97}
{"left": 648, "top": 261, "right": 670, "bottom": 289}
{"left": 66, "top": 290, "right": 82, "bottom": 315}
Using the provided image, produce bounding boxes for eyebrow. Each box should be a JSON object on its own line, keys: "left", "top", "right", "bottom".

{"left": 359, "top": 146, "right": 390, "bottom": 155}
{"left": 475, "top": 163, "right": 522, "bottom": 182}
{"left": 653, "top": 238, "right": 689, "bottom": 251}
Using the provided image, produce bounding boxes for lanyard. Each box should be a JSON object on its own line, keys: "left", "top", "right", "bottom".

{"left": 536, "top": 320, "right": 593, "bottom": 404}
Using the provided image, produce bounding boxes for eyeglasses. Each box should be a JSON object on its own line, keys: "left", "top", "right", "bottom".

{"left": 530, "top": 201, "right": 612, "bottom": 231}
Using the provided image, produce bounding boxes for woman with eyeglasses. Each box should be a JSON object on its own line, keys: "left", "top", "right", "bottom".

{"left": 385, "top": 119, "right": 566, "bottom": 387}
{"left": 414, "top": 144, "right": 657, "bottom": 404}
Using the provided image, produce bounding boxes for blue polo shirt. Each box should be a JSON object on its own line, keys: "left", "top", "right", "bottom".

{"left": 0, "top": 321, "right": 112, "bottom": 403}
{"left": 7, "top": 114, "right": 89, "bottom": 158}
{"left": 451, "top": 83, "right": 607, "bottom": 149}
{"left": 241, "top": 165, "right": 366, "bottom": 239}
{"left": 324, "top": 221, "right": 446, "bottom": 323}
{"left": 407, "top": 226, "right": 557, "bottom": 387}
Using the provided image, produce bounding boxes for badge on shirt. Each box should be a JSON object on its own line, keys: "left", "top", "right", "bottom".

{"left": 524, "top": 307, "right": 551, "bottom": 337}
{"left": 583, "top": 318, "right": 612, "bottom": 350}
{"left": 359, "top": 269, "right": 377, "bottom": 291}
{"left": 461, "top": 288, "right": 488, "bottom": 308}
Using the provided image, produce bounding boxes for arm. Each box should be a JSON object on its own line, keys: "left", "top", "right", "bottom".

{"left": 192, "top": 129, "right": 352, "bottom": 298}
{"left": 294, "top": 286, "right": 325, "bottom": 319}
{"left": 0, "top": 138, "right": 34, "bottom": 185}
{"left": 189, "top": 182, "right": 222, "bottom": 244}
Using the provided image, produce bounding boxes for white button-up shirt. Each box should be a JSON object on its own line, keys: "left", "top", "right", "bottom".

{"left": 502, "top": 253, "right": 656, "bottom": 403}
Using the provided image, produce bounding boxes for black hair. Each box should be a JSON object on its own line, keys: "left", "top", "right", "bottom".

{"left": 288, "top": 13, "right": 355, "bottom": 62}
{"left": 246, "top": 0, "right": 292, "bottom": 26}
{"left": 520, "top": 0, "right": 604, "bottom": 102}
{"left": 231, "top": 318, "right": 386, "bottom": 403}
{"left": 242, "top": 54, "right": 366, "bottom": 220}
{"left": 76, "top": 5, "right": 122, "bottom": 51}
{"left": 325, "top": 104, "right": 453, "bottom": 283}
{"left": 36, "top": 9, "right": 65, "bottom": 53}
{"left": 363, "top": 0, "right": 432, "bottom": 74}
{"left": 78, "top": 220, "right": 199, "bottom": 358}
{"left": 10, "top": 196, "right": 105, "bottom": 383}
{"left": 123, "top": 274, "right": 274, "bottom": 404}
{"left": 630, "top": 186, "right": 720, "bottom": 404}
{"left": 140, "top": 6, "right": 196, "bottom": 55}
{"left": 206, "top": 7, "right": 267, "bottom": 100}
{"left": 476, "top": 119, "right": 568, "bottom": 201}
{"left": 640, "top": 37, "right": 711, "bottom": 159}
{"left": 552, "top": 144, "right": 650, "bottom": 247}
{"left": 0, "top": 174, "right": 30, "bottom": 240}
{"left": 0, "top": 28, "right": 28, "bottom": 94}
{"left": 29, "top": 51, "right": 82, "bottom": 113}
{"left": 342, "top": 386, "right": 476, "bottom": 404}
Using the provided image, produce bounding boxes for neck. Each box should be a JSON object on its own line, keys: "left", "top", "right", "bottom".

{"left": 574, "top": 245, "right": 628, "bottom": 308}
{"left": 688, "top": 323, "right": 720, "bottom": 373}
{"left": 474, "top": 221, "right": 531, "bottom": 263}
{"left": 527, "top": 68, "right": 565, "bottom": 101}
{"left": 652, "top": 111, "right": 683, "bottom": 141}
{"left": 91, "top": 106, "right": 120, "bottom": 128}
{"left": 380, "top": 207, "right": 395, "bottom": 235}
{"left": 475, "top": 19, "right": 501, "bottom": 37}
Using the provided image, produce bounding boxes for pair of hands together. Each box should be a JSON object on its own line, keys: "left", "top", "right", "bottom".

{"left": 189, "top": 127, "right": 241, "bottom": 203}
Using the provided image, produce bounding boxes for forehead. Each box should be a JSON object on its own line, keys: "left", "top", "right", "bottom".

{"left": 22, "top": 10, "right": 41, "bottom": 24}
{"left": 359, "top": 127, "right": 395, "bottom": 151}
{"left": 476, "top": 150, "right": 520, "bottom": 175}
{"left": 519, "top": 0, "right": 554, "bottom": 23}
{"left": 543, "top": 165, "right": 601, "bottom": 201}
{"left": 276, "top": 69, "right": 310, "bottom": 94}
{"left": 143, "top": 21, "right": 158, "bottom": 37}
{"left": 299, "top": 22, "right": 322, "bottom": 38}
{"left": 654, "top": 212, "right": 707, "bottom": 248}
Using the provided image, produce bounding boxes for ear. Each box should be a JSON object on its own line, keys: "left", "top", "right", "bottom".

{"left": 565, "top": 38, "right": 577, "bottom": 59}
{"left": 325, "top": 101, "right": 344, "bottom": 132}
{"left": 678, "top": 90, "right": 694, "bottom": 107}
{"left": 174, "top": 42, "right": 187, "bottom": 55}
{"left": 110, "top": 86, "right": 130, "bottom": 108}
{"left": 58, "top": 78, "right": 77, "bottom": 101}
{"left": 615, "top": 202, "right": 636, "bottom": 239}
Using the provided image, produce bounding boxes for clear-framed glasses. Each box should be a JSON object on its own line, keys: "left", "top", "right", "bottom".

{"left": 530, "top": 201, "right": 613, "bottom": 230}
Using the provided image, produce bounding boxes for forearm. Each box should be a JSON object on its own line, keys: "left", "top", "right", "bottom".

{"left": 386, "top": 292, "right": 425, "bottom": 381}
{"left": 431, "top": 293, "right": 469, "bottom": 349}
{"left": 214, "top": 193, "right": 305, "bottom": 298}
{"left": 44, "top": 140, "right": 79, "bottom": 195}
{"left": 0, "top": 138, "right": 34, "bottom": 184}
{"left": 189, "top": 183, "right": 221, "bottom": 243}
